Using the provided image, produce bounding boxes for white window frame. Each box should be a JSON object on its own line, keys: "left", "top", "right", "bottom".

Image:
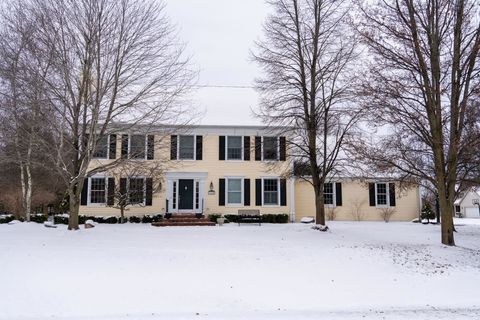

{"left": 128, "top": 176, "right": 146, "bottom": 206}
{"left": 87, "top": 176, "right": 107, "bottom": 206}
{"left": 226, "top": 136, "right": 244, "bottom": 161}
{"left": 225, "top": 176, "right": 244, "bottom": 206}
{"left": 128, "top": 134, "right": 147, "bottom": 160}
{"left": 261, "top": 136, "right": 280, "bottom": 161}
{"left": 375, "top": 182, "right": 390, "bottom": 207}
{"left": 324, "top": 182, "right": 336, "bottom": 207}
{"left": 92, "top": 135, "right": 110, "bottom": 160}
{"left": 177, "top": 135, "right": 196, "bottom": 161}
{"left": 262, "top": 177, "right": 280, "bottom": 206}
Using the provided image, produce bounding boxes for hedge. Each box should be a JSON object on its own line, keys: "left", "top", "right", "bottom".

{"left": 209, "top": 213, "right": 289, "bottom": 224}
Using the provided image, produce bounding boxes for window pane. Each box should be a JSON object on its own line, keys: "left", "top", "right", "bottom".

{"left": 324, "top": 183, "right": 334, "bottom": 205}
{"left": 90, "top": 178, "right": 106, "bottom": 204}
{"left": 129, "top": 178, "right": 144, "bottom": 204}
{"left": 179, "top": 135, "right": 194, "bottom": 159}
{"left": 227, "top": 136, "right": 242, "bottom": 160}
{"left": 263, "top": 137, "right": 278, "bottom": 160}
{"left": 93, "top": 136, "right": 108, "bottom": 158}
{"left": 376, "top": 183, "right": 387, "bottom": 205}
{"left": 227, "top": 178, "right": 242, "bottom": 204}
{"left": 130, "top": 135, "right": 145, "bottom": 159}
{"left": 263, "top": 179, "right": 278, "bottom": 205}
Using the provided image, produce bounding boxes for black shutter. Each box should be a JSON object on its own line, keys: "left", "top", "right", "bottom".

{"left": 280, "top": 179, "right": 287, "bottom": 206}
{"left": 243, "top": 136, "right": 250, "bottom": 161}
{"left": 146, "top": 178, "right": 153, "bottom": 206}
{"left": 219, "top": 136, "right": 225, "bottom": 160}
{"left": 219, "top": 179, "right": 225, "bottom": 206}
{"left": 80, "top": 178, "right": 88, "bottom": 206}
{"left": 335, "top": 182, "right": 342, "bottom": 206}
{"left": 109, "top": 135, "right": 117, "bottom": 159}
{"left": 196, "top": 135, "right": 203, "bottom": 160}
{"left": 147, "top": 135, "right": 154, "bottom": 160}
{"left": 121, "top": 135, "right": 128, "bottom": 159}
{"left": 389, "top": 183, "right": 396, "bottom": 207}
{"left": 279, "top": 137, "right": 286, "bottom": 161}
{"left": 369, "top": 183, "right": 376, "bottom": 206}
{"left": 170, "top": 135, "right": 177, "bottom": 160}
{"left": 244, "top": 179, "right": 250, "bottom": 206}
{"left": 254, "top": 136, "right": 261, "bottom": 161}
{"left": 107, "top": 178, "right": 115, "bottom": 206}
{"left": 120, "top": 178, "right": 127, "bottom": 196}
{"left": 255, "top": 179, "right": 262, "bottom": 206}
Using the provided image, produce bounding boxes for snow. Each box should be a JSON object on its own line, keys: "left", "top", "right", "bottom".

{"left": 1, "top": 221, "right": 480, "bottom": 320}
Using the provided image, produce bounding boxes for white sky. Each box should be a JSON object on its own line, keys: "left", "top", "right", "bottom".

{"left": 165, "top": 0, "right": 270, "bottom": 125}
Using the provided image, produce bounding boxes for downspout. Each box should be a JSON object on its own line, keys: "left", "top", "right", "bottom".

{"left": 290, "top": 159, "right": 296, "bottom": 223}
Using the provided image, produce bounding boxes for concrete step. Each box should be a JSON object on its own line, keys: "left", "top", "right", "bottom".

{"left": 152, "top": 220, "right": 215, "bottom": 227}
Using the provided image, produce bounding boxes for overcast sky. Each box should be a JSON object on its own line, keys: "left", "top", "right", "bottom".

{"left": 165, "top": 0, "right": 270, "bottom": 125}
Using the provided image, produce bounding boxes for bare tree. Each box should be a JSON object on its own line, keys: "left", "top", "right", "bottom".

{"left": 355, "top": 0, "right": 480, "bottom": 245}
{"left": 253, "top": 0, "right": 361, "bottom": 227}
{"left": 349, "top": 197, "right": 366, "bottom": 221}
{"left": 379, "top": 207, "right": 396, "bottom": 223}
{"left": 108, "top": 162, "right": 164, "bottom": 223}
{"left": 4, "top": 0, "right": 196, "bottom": 230}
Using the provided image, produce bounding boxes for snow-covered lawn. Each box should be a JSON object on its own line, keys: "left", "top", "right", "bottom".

{"left": 1, "top": 220, "right": 480, "bottom": 320}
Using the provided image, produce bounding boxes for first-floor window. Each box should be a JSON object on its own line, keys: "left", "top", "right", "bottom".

{"left": 324, "top": 182, "right": 334, "bottom": 205}
{"left": 90, "top": 178, "right": 106, "bottom": 204}
{"left": 227, "top": 178, "right": 242, "bottom": 205}
{"left": 263, "top": 178, "right": 279, "bottom": 205}
{"left": 376, "top": 183, "right": 388, "bottom": 206}
{"left": 129, "top": 178, "right": 145, "bottom": 204}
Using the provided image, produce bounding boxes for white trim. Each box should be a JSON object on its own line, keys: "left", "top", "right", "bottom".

{"left": 225, "top": 176, "right": 244, "bottom": 206}
{"left": 262, "top": 177, "right": 280, "bottom": 207}
{"left": 324, "top": 182, "right": 336, "bottom": 207}
{"left": 289, "top": 176, "right": 296, "bottom": 222}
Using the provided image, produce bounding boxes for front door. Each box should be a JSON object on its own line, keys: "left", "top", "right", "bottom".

{"left": 178, "top": 179, "right": 194, "bottom": 210}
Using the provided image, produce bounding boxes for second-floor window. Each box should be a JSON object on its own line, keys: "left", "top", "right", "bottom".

{"left": 93, "top": 136, "right": 109, "bottom": 159}
{"left": 179, "top": 135, "right": 195, "bottom": 159}
{"left": 263, "top": 137, "right": 278, "bottom": 160}
{"left": 227, "top": 136, "right": 242, "bottom": 160}
{"left": 130, "top": 135, "right": 146, "bottom": 159}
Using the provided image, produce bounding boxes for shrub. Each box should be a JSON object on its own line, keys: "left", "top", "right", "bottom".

{"left": 421, "top": 203, "right": 435, "bottom": 221}
{"left": 208, "top": 214, "right": 221, "bottom": 223}
{"left": 54, "top": 215, "right": 69, "bottom": 224}
{"left": 261, "top": 214, "right": 289, "bottom": 223}
{"left": 379, "top": 207, "right": 396, "bottom": 222}
{"left": 0, "top": 214, "right": 14, "bottom": 224}
{"left": 129, "top": 216, "right": 142, "bottom": 223}
{"left": 141, "top": 214, "right": 163, "bottom": 223}
{"left": 30, "top": 214, "right": 48, "bottom": 223}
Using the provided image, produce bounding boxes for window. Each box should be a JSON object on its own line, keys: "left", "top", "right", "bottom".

{"left": 179, "top": 135, "right": 195, "bottom": 159}
{"left": 227, "top": 178, "right": 242, "bottom": 205}
{"left": 90, "top": 178, "right": 106, "bottom": 204}
{"left": 263, "top": 178, "right": 279, "bottom": 205}
{"left": 93, "top": 136, "right": 108, "bottom": 159}
{"left": 455, "top": 205, "right": 461, "bottom": 214}
{"left": 130, "top": 135, "right": 146, "bottom": 159}
{"left": 376, "top": 183, "right": 388, "bottom": 206}
{"left": 324, "top": 183, "right": 334, "bottom": 205}
{"left": 227, "top": 136, "right": 242, "bottom": 160}
{"left": 263, "top": 137, "right": 278, "bottom": 160}
{"left": 129, "top": 178, "right": 145, "bottom": 204}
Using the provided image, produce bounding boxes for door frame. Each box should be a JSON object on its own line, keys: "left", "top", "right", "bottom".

{"left": 166, "top": 172, "right": 207, "bottom": 214}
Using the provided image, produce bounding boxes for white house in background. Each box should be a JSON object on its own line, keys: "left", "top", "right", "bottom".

{"left": 454, "top": 188, "right": 480, "bottom": 218}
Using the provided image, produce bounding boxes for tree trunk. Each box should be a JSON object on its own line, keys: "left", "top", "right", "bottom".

{"left": 438, "top": 188, "right": 455, "bottom": 245}
{"left": 120, "top": 206, "right": 125, "bottom": 224}
{"left": 314, "top": 185, "right": 326, "bottom": 225}
{"left": 68, "top": 185, "right": 80, "bottom": 230}
{"left": 25, "top": 163, "right": 32, "bottom": 222}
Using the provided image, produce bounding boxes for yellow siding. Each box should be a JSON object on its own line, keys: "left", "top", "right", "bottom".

{"left": 294, "top": 179, "right": 420, "bottom": 222}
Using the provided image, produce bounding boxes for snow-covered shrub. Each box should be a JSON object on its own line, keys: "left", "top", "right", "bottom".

{"left": 262, "top": 214, "right": 289, "bottom": 223}
{"left": 420, "top": 203, "right": 435, "bottom": 222}
{"left": 208, "top": 214, "right": 222, "bottom": 223}
{"left": 54, "top": 215, "right": 69, "bottom": 224}
{"left": 0, "top": 214, "right": 14, "bottom": 224}
{"left": 141, "top": 214, "right": 163, "bottom": 223}
{"left": 30, "top": 214, "right": 48, "bottom": 223}
{"left": 129, "top": 216, "right": 142, "bottom": 223}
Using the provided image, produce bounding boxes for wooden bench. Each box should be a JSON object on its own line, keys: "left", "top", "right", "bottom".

{"left": 237, "top": 209, "right": 261, "bottom": 226}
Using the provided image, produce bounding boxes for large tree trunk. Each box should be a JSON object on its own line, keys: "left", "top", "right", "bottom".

{"left": 25, "top": 163, "right": 32, "bottom": 222}
{"left": 314, "top": 187, "right": 326, "bottom": 226}
{"left": 68, "top": 184, "right": 81, "bottom": 230}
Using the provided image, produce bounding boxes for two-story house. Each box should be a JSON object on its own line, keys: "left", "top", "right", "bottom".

{"left": 78, "top": 125, "right": 421, "bottom": 222}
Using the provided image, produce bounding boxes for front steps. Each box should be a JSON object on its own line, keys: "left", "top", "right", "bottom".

{"left": 151, "top": 214, "right": 215, "bottom": 227}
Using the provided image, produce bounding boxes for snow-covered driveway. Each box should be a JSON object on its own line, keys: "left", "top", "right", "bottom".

{"left": 1, "top": 221, "right": 479, "bottom": 319}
